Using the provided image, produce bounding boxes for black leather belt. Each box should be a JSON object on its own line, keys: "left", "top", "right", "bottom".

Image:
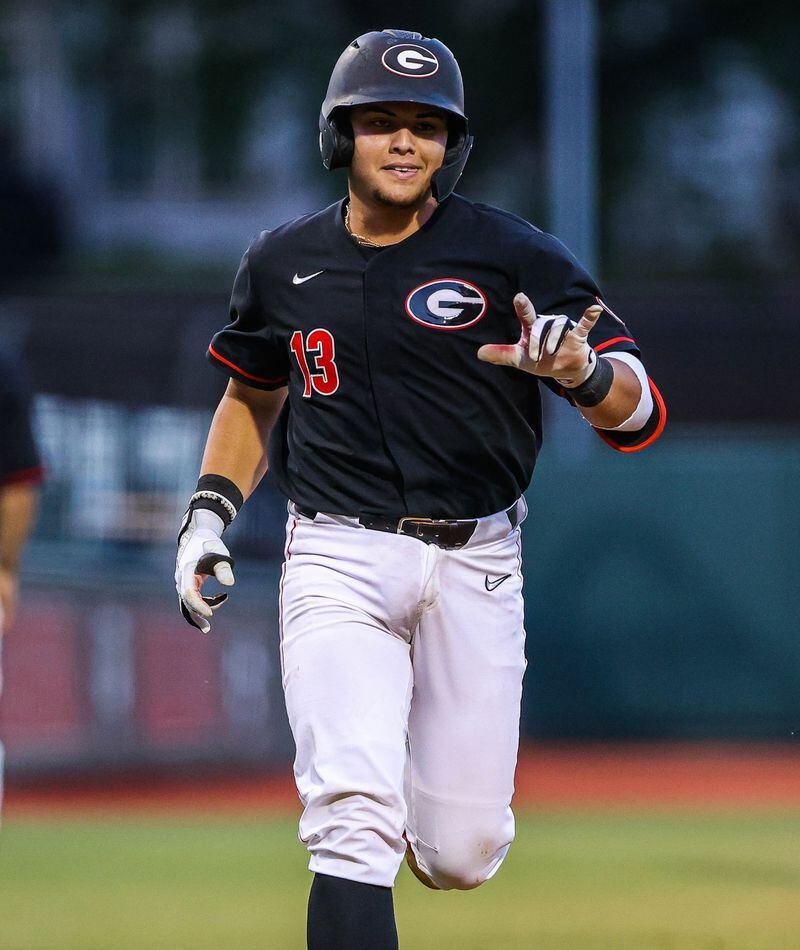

{"left": 294, "top": 501, "right": 520, "bottom": 550}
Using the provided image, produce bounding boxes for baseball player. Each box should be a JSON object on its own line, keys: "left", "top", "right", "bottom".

{"left": 175, "top": 30, "right": 665, "bottom": 949}
{"left": 0, "top": 347, "right": 43, "bottom": 815}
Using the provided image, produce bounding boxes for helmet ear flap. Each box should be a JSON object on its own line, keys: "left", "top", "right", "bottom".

{"left": 319, "top": 109, "right": 354, "bottom": 170}
{"left": 444, "top": 121, "right": 467, "bottom": 165}
{"left": 431, "top": 132, "right": 473, "bottom": 201}
{"left": 331, "top": 112, "right": 354, "bottom": 167}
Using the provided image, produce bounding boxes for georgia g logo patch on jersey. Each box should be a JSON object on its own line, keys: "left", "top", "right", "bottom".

{"left": 405, "top": 278, "right": 488, "bottom": 331}
{"left": 381, "top": 44, "right": 440, "bottom": 78}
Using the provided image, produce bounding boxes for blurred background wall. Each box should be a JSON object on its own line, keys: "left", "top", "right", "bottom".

{"left": 0, "top": 0, "right": 797, "bottom": 777}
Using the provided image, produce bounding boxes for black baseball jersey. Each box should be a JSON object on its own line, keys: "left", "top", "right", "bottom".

{"left": 208, "top": 194, "right": 657, "bottom": 519}
{"left": 0, "top": 348, "right": 42, "bottom": 487}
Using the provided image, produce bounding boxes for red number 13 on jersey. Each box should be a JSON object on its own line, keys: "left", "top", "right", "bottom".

{"left": 290, "top": 329, "right": 340, "bottom": 397}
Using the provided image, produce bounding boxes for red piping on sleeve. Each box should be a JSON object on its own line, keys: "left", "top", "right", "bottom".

{"left": 595, "top": 336, "right": 636, "bottom": 353}
{"left": 593, "top": 378, "right": 667, "bottom": 454}
{"left": 208, "top": 345, "right": 287, "bottom": 385}
{"left": 1, "top": 465, "right": 44, "bottom": 487}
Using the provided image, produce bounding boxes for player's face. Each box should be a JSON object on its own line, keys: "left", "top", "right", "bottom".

{"left": 349, "top": 103, "right": 449, "bottom": 209}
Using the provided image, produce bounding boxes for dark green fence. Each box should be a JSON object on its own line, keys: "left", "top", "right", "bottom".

{"left": 521, "top": 428, "right": 800, "bottom": 739}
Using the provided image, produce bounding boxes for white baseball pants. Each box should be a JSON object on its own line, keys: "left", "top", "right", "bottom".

{"left": 279, "top": 498, "right": 527, "bottom": 889}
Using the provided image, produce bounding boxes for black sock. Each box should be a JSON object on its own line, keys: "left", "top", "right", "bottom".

{"left": 307, "top": 872, "right": 399, "bottom": 950}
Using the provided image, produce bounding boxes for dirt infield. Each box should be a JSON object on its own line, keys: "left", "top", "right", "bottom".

{"left": 5, "top": 743, "right": 800, "bottom": 818}
{"left": 512, "top": 743, "right": 800, "bottom": 809}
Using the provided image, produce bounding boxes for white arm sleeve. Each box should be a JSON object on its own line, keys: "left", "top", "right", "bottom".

{"left": 595, "top": 352, "right": 654, "bottom": 432}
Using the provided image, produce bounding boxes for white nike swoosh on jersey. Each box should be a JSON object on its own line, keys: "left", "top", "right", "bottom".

{"left": 292, "top": 270, "right": 325, "bottom": 285}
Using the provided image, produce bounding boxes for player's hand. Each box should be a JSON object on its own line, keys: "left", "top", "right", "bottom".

{"left": 175, "top": 508, "right": 235, "bottom": 634}
{"left": 477, "top": 293, "right": 603, "bottom": 386}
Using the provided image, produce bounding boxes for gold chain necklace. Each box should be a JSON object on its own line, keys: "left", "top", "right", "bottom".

{"left": 345, "top": 204, "right": 385, "bottom": 248}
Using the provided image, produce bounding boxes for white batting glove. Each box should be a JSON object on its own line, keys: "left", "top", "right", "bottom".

{"left": 477, "top": 292, "right": 603, "bottom": 386}
{"left": 175, "top": 508, "right": 235, "bottom": 634}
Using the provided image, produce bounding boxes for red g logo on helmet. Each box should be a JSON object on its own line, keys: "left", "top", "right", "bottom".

{"left": 381, "top": 44, "right": 440, "bottom": 78}
{"left": 406, "top": 279, "right": 487, "bottom": 330}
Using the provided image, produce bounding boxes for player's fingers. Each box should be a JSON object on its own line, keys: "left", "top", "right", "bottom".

{"left": 213, "top": 561, "right": 235, "bottom": 587}
{"left": 183, "top": 586, "right": 213, "bottom": 620}
{"left": 196, "top": 551, "right": 234, "bottom": 577}
{"left": 544, "top": 317, "right": 575, "bottom": 356}
{"left": 181, "top": 597, "right": 212, "bottom": 634}
{"left": 190, "top": 613, "right": 211, "bottom": 635}
{"left": 513, "top": 293, "right": 536, "bottom": 328}
{"left": 530, "top": 317, "right": 556, "bottom": 362}
{"left": 179, "top": 597, "right": 211, "bottom": 634}
{"left": 571, "top": 305, "right": 603, "bottom": 341}
{"left": 477, "top": 343, "right": 522, "bottom": 368}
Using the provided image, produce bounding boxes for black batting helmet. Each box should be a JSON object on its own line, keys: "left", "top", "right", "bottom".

{"left": 319, "top": 29, "right": 473, "bottom": 201}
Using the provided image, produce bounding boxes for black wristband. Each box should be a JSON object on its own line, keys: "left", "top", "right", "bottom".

{"left": 565, "top": 356, "right": 615, "bottom": 408}
{"left": 188, "top": 474, "right": 244, "bottom": 528}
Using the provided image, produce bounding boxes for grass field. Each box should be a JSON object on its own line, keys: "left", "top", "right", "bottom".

{"left": 1, "top": 811, "right": 799, "bottom": 949}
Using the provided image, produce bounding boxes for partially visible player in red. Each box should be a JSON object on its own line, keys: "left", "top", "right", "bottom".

{"left": 0, "top": 346, "right": 43, "bottom": 812}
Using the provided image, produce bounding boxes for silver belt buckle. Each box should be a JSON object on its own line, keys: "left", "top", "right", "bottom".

{"left": 397, "top": 517, "right": 465, "bottom": 548}
{"left": 397, "top": 516, "right": 438, "bottom": 532}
